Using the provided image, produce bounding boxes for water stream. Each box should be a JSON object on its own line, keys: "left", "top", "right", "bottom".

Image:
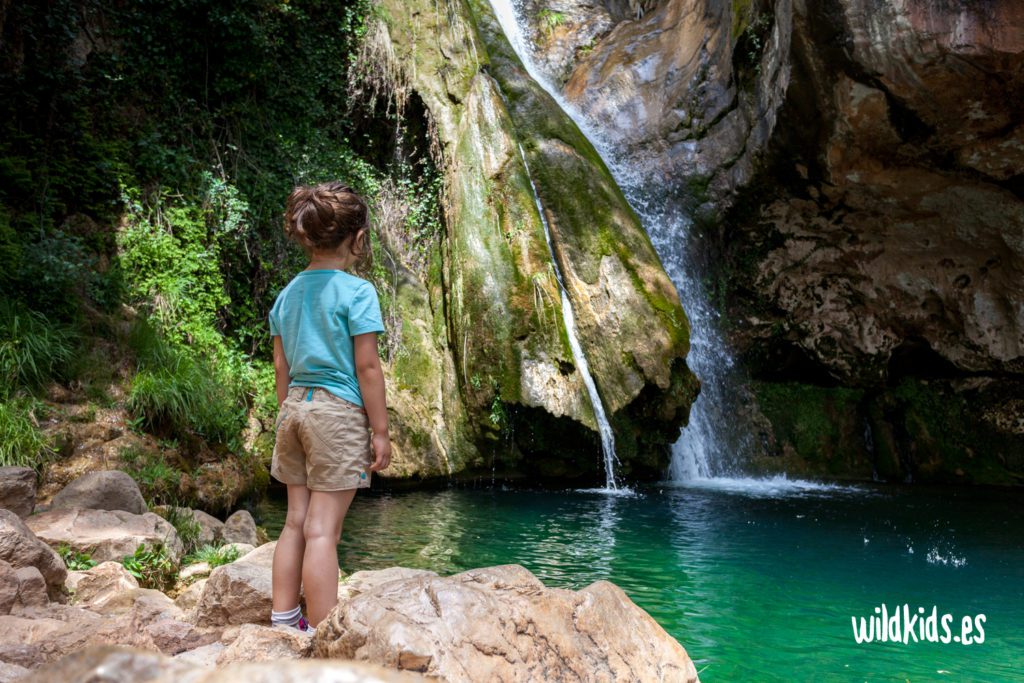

{"left": 515, "top": 142, "right": 621, "bottom": 490}
{"left": 488, "top": 0, "right": 748, "bottom": 482}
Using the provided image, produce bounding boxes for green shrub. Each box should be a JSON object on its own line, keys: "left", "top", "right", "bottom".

{"left": 121, "top": 543, "right": 177, "bottom": 591}
{"left": 0, "top": 302, "right": 75, "bottom": 394}
{"left": 184, "top": 543, "right": 240, "bottom": 569}
{"left": 57, "top": 543, "right": 97, "bottom": 571}
{"left": 0, "top": 398, "right": 54, "bottom": 468}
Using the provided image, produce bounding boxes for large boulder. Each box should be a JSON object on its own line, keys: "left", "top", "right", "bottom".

{"left": 22, "top": 645, "right": 423, "bottom": 682}
{"left": 50, "top": 470, "right": 147, "bottom": 515}
{"left": 0, "top": 467, "right": 36, "bottom": 518}
{"left": 314, "top": 563, "right": 699, "bottom": 682}
{"left": 220, "top": 511, "right": 258, "bottom": 546}
{"left": 215, "top": 624, "right": 311, "bottom": 665}
{"left": 26, "top": 509, "right": 184, "bottom": 563}
{"left": 0, "top": 509, "right": 66, "bottom": 597}
{"left": 70, "top": 561, "right": 139, "bottom": 606}
{"left": 191, "top": 542, "right": 276, "bottom": 626}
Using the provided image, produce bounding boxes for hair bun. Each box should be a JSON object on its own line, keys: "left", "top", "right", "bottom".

{"left": 283, "top": 182, "right": 370, "bottom": 253}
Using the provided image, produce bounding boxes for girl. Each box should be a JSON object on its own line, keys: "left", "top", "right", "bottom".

{"left": 268, "top": 181, "right": 391, "bottom": 633}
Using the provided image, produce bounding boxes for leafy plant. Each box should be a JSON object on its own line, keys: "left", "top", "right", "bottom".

{"left": 183, "top": 543, "right": 240, "bottom": 569}
{"left": 538, "top": 9, "right": 566, "bottom": 34}
{"left": 57, "top": 543, "right": 97, "bottom": 571}
{"left": 121, "top": 543, "right": 177, "bottom": 591}
{"left": 0, "top": 398, "right": 54, "bottom": 468}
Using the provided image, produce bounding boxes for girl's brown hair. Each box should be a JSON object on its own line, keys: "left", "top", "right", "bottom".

{"left": 283, "top": 181, "right": 370, "bottom": 260}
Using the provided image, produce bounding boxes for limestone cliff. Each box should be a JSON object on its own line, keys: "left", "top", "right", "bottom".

{"left": 363, "top": 0, "right": 697, "bottom": 483}
{"left": 523, "top": 0, "right": 1023, "bottom": 483}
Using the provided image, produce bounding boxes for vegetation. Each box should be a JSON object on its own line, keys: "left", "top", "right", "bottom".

{"left": 156, "top": 505, "right": 204, "bottom": 557}
{"left": 0, "top": 398, "right": 54, "bottom": 469}
{"left": 184, "top": 544, "right": 241, "bottom": 569}
{"left": 121, "top": 543, "right": 178, "bottom": 591}
{"left": 57, "top": 544, "right": 98, "bottom": 572}
{"left": 538, "top": 9, "right": 566, "bottom": 35}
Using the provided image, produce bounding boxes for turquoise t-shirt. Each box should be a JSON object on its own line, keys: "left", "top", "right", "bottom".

{"left": 268, "top": 269, "right": 385, "bottom": 407}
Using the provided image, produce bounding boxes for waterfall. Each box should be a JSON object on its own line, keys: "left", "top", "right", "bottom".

{"left": 489, "top": 0, "right": 751, "bottom": 480}
{"left": 516, "top": 143, "right": 622, "bottom": 490}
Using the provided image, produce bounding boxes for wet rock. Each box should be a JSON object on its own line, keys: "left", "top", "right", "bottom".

{"left": 0, "top": 467, "right": 36, "bottom": 518}
{"left": 221, "top": 511, "right": 258, "bottom": 546}
{"left": 50, "top": 470, "right": 147, "bottom": 515}
{"left": 314, "top": 563, "right": 699, "bottom": 682}
{"left": 27, "top": 508, "right": 184, "bottom": 563}
{"left": 0, "top": 509, "right": 66, "bottom": 597}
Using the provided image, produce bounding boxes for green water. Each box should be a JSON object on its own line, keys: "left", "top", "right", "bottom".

{"left": 261, "top": 478, "right": 1024, "bottom": 682}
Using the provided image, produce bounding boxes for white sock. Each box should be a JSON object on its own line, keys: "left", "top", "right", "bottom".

{"left": 271, "top": 605, "right": 302, "bottom": 628}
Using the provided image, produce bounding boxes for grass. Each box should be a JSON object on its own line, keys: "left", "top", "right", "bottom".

{"left": 120, "top": 445, "right": 182, "bottom": 505}
{"left": 156, "top": 504, "right": 203, "bottom": 556}
{"left": 126, "top": 319, "right": 246, "bottom": 447}
{"left": 0, "top": 301, "right": 75, "bottom": 395}
{"left": 0, "top": 397, "right": 54, "bottom": 468}
{"left": 183, "top": 543, "right": 241, "bottom": 568}
{"left": 538, "top": 8, "right": 565, "bottom": 35}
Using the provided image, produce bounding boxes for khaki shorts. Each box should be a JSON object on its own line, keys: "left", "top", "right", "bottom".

{"left": 271, "top": 386, "right": 373, "bottom": 491}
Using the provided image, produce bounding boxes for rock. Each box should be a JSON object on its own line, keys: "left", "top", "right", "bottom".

{"left": 215, "top": 624, "right": 311, "bottom": 665}
{"left": 192, "top": 560, "right": 271, "bottom": 626}
{"left": 179, "top": 562, "right": 212, "bottom": 582}
{"left": 221, "top": 543, "right": 255, "bottom": 558}
{"left": 0, "top": 467, "right": 36, "bottom": 518}
{"left": 19, "top": 645, "right": 193, "bottom": 682}
{"left": 22, "top": 645, "right": 424, "bottom": 682}
{"left": 145, "top": 617, "right": 220, "bottom": 656}
{"left": 0, "top": 509, "right": 66, "bottom": 597}
{"left": 89, "top": 587, "right": 184, "bottom": 624}
{"left": 0, "top": 562, "right": 18, "bottom": 615}
{"left": 174, "top": 579, "right": 207, "bottom": 612}
{"left": 12, "top": 566, "right": 47, "bottom": 608}
{"left": 313, "top": 563, "right": 699, "bottom": 682}
{"left": 50, "top": 470, "right": 147, "bottom": 515}
{"left": 0, "top": 661, "right": 29, "bottom": 682}
{"left": 221, "top": 511, "right": 258, "bottom": 546}
{"left": 173, "top": 641, "right": 224, "bottom": 668}
{"left": 337, "top": 566, "right": 436, "bottom": 602}
{"left": 234, "top": 540, "right": 275, "bottom": 569}
{"left": 27, "top": 508, "right": 184, "bottom": 563}
{"left": 70, "top": 561, "right": 139, "bottom": 605}
{"left": 0, "top": 606, "right": 160, "bottom": 669}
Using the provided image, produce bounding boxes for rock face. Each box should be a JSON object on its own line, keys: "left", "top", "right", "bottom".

{"left": 50, "top": 470, "right": 148, "bottom": 515}
{"left": 0, "top": 509, "right": 66, "bottom": 597}
{"left": 364, "top": 0, "right": 697, "bottom": 482}
{"left": 314, "top": 563, "right": 699, "bottom": 682}
{"left": 0, "top": 467, "right": 36, "bottom": 518}
{"left": 220, "top": 511, "right": 257, "bottom": 546}
{"left": 531, "top": 0, "right": 1024, "bottom": 482}
{"left": 26, "top": 508, "right": 184, "bottom": 563}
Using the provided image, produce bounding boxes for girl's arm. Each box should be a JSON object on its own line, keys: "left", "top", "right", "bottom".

{"left": 273, "top": 335, "right": 290, "bottom": 407}
{"left": 354, "top": 332, "right": 391, "bottom": 472}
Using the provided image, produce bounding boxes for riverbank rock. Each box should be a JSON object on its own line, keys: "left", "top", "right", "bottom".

{"left": 50, "top": 470, "right": 147, "bottom": 515}
{"left": 27, "top": 508, "right": 184, "bottom": 563}
{"left": 191, "top": 543, "right": 276, "bottom": 626}
{"left": 314, "top": 563, "right": 699, "bottom": 682}
{"left": 0, "top": 467, "right": 36, "bottom": 518}
{"left": 71, "top": 561, "right": 140, "bottom": 605}
{"left": 215, "top": 624, "right": 311, "bottom": 664}
{"left": 0, "top": 509, "right": 66, "bottom": 597}
{"left": 221, "top": 511, "right": 258, "bottom": 546}
{"left": 23, "top": 645, "right": 424, "bottom": 682}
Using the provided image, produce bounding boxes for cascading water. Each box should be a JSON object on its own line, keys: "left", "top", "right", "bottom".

{"left": 516, "top": 142, "right": 622, "bottom": 490}
{"left": 489, "top": 0, "right": 753, "bottom": 481}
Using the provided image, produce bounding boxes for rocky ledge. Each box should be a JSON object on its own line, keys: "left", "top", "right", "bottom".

{"left": 0, "top": 467, "right": 700, "bottom": 682}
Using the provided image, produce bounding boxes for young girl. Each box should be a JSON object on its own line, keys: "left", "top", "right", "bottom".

{"left": 268, "top": 181, "right": 391, "bottom": 633}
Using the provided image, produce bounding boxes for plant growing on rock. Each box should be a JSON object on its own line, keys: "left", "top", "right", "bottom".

{"left": 57, "top": 543, "right": 97, "bottom": 571}
{"left": 184, "top": 544, "right": 240, "bottom": 569}
{"left": 157, "top": 505, "right": 203, "bottom": 556}
{"left": 537, "top": 9, "right": 566, "bottom": 35}
{"left": 0, "top": 397, "right": 54, "bottom": 469}
{"left": 121, "top": 543, "right": 178, "bottom": 591}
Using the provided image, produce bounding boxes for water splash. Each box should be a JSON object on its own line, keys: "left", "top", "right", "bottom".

{"left": 488, "top": 0, "right": 751, "bottom": 479}
{"left": 515, "top": 143, "right": 621, "bottom": 490}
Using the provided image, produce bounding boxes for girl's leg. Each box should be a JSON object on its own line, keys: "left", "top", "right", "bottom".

{"left": 302, "top": 488, "right": 357, "bottom": 625}
{"left": 271, "top": 484, "right": 311, "bottom": 612}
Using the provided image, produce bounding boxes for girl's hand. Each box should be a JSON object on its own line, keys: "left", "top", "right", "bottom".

{"left": 370, "top": 431, "right": 391, "bottom": 472}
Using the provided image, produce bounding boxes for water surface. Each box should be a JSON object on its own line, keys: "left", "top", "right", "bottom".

{"left": 262, "top": 481, "right": 1024, "bottom": 681}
